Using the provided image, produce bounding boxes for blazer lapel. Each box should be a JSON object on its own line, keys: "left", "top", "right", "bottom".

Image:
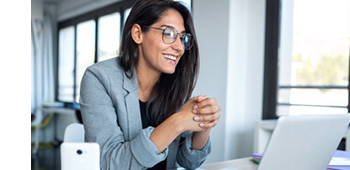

{"left": 122, "top": 70, "right": 142, "bottom": 140}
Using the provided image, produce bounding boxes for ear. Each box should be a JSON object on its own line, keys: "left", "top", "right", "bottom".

{"left": 131, "top": 24, "right": 143, "bottom": 44}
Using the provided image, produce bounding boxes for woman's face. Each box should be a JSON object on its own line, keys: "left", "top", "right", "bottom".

{"left": 137, "top": 9, "right": 185, "bottom": 75}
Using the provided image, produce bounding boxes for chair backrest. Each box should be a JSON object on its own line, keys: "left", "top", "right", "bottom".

{"left": 64, "top": 123, "right": 85, "bottom": 143}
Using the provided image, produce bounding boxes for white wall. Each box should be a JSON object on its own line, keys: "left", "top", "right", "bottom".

{"left": 193, "top": 0, "right": 266, "bottom": 163}
{"left": 192, "top": 0, "right": 230, "bottom": 163}
{"left": 229, "top": 0, "right": 266, "bottom": 159}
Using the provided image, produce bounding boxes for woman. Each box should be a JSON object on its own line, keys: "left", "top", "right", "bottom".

{"left": 79, "top": 0, "right": 221, "bottom": 169}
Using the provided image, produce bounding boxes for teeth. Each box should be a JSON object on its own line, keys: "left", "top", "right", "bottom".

{"left": 163, "top": 55, "right": 176, "bottom": 61}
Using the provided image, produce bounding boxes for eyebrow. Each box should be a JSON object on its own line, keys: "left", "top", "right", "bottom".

{"left": 160, "top": 24, "right": 186, "bottom": 33}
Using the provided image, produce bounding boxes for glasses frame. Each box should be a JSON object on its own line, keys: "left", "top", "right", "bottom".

{"left": 145, "top": 25, "right": 193, "bottom": 50}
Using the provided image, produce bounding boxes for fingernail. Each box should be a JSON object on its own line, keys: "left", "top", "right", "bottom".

{"left": 199, "top": 123, "right": 205, "bottom": 127}
{"left": 193, "top": 105, "right": 198, "bottom": 109}
{"left": 199, "top": 96, "right": 207, "bottom": 100}
{"left": 194, "top": 116, "right": 200, "bottom": 121}
{"left": 192, "top": 109, "right": 197, "bottom": 114}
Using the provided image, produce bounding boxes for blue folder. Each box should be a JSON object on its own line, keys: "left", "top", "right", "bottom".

{"left": 328, "top": 150, "right": 350, "bottom": 170}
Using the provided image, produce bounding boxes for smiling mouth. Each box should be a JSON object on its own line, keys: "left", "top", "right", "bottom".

{"left": 163, "top": 54, "right": 177, "bottom": 61}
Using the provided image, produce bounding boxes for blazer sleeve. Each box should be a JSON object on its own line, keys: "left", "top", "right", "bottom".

{"left": 176, "top": 131, "right": 212, "bottom": 169}
{"left": 79, "top": 65, "right": 168, "bottom": 170}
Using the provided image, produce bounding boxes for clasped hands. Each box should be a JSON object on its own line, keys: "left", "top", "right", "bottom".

{"left": 177, "top": 95, "right": 221, "bottom": 132}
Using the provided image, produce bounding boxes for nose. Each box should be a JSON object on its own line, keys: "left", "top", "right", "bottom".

{"left": 171, "top": 35, "right": 184, "bottom": 51}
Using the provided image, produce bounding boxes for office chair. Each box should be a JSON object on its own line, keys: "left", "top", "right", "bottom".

{"left": 61, "top": 123, "right": 100, "bottom": 170}
{"left": 63, "top": 123, "right": 85, "bottom": 143}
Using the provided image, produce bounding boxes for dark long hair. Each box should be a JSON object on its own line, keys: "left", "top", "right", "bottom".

{"left": 119, "top": 0, "right": 199, "bottom": 126}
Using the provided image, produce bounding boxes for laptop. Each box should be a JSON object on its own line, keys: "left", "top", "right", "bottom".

{"left": 256, "top": 114, "right": 350, "bottom": 170}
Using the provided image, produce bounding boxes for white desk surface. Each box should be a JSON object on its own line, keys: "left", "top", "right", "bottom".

{"left": 199, "top": 157, "right": 258, "bottom": 170}
{"left": 41, "top": 107, "right": 75, "bottom": 114}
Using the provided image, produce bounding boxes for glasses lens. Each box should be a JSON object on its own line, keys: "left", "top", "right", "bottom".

{"left": 181, "top": 34, "right": 193, "bottom": 50}
{"left": 163, "top": 26, "right": 193, "bottom": 50}
{"left": 163, "top": 27, "right": 177, "bottom": 44}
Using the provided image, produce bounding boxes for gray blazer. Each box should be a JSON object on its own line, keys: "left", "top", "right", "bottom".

{"left": 79, "top": 57, "right": 211, "bottom": 170}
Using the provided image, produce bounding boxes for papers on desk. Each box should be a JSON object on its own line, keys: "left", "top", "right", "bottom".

{"left": 330, "top": 157, "right": 350, "bottom": 166}
{"left": 251, "top": 150, "right": 350, "bottom": 170}
{"left": 251, "top": 153, "right": 262, "bottom": 164}
{"left": 328, "top": 150, "right": 350, "bottom": 170}
{"left": 43, "top": 101, "right": 64, "bottom": 107}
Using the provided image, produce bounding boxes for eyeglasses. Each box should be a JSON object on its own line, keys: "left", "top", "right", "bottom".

{"left": 145, "top": 26, "right": 193, "bottom": 50}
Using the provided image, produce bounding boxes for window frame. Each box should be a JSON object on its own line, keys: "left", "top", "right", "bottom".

{"left": 55, "top": 0, "right": 136, "bottom": 103}
{"left": 262, "top": 0, "right": 350, "bottom": 119}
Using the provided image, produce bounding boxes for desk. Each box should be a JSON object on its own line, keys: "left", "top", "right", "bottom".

{"left": 200, "top": 158, "right": 257, "bottom": 170}
{"left": 32, "top": 107, "right": 77, "bottom": 153}
{"left": 40, "top": 107, "right": 76, "bottom": 139}
{"left": 41, "top": 106, "right": 75, "bottom": 115}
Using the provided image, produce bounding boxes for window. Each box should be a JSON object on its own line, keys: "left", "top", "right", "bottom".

{"left": 123, "top": 8, "right": 131, "bottom": 24}
{"left": 76, "top": 20, "right": 96, "bottom": 101}
{"left": 57, "top": 1, "right": 136, "bottom": 103}
{"left": 263, "top": 0, "right": 350, "bottom": 118}
{"left": 98, "top": 12, "right": 121, "bottom": 62}
{"left": 58, "top": 26, "right": 75, "bottom": 102}
{"left": 176, "top": 0, "right": 192, "bottom": 11}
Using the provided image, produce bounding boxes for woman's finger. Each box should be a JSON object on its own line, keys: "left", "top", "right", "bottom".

{"left": 194, "top": 98, "right": 218, "bottom": 109}
{"left": 195, "top": 95, "right": 208, "bottom": 103}
{"left": 199, "top": 119, "right": 219, "bottom": 129}
{"left": 193, "top": 111, "right": 220, "bottom": 122}
{"left": 193, "top": 104, "right": 221, "bottom": 115}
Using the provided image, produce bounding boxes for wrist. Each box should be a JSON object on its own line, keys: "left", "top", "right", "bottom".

{"left": 169, "top": 112, "right": 185, "bottom": 134}
{"left": 192, "top": 129, "right": 210, "bottom": 150}
{"left": 194, "top": 129, "right": 211, "bottom": 135}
